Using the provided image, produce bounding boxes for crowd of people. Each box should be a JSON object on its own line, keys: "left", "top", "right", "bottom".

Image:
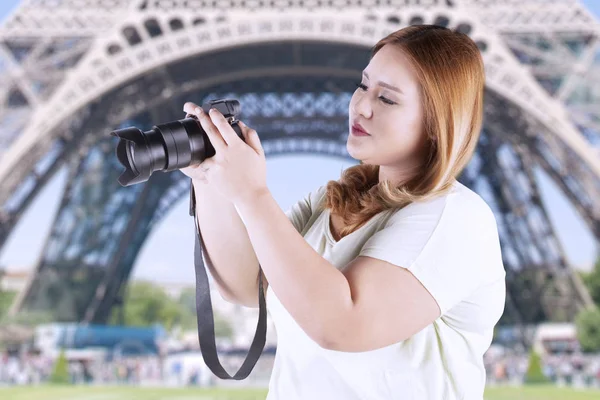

{"left": 0, "top": 351, "right": 178, "bottom": 386}
{"left": 0, "top": 350, "right": 50, "bottom": 385}
{"left": 0, "top": 349, "right": 273, "bottom": 387}
{"left": 484, "top": 348, "right": 600, "bottom": 388}
{"left": 2, "top": 347, "right": 600, "bottom": 389}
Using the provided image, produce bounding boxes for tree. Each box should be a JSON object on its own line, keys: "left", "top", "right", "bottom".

{"left": 49, "top": 349, "right": 70, "bottom": 385}
{"left": 109, "top": 281, "right": 185, "bottom": 330}
{"left": 0, "top": 290, "right": 16, "bottom": 320}
{"left": 1, "top": 310, "right": 53, "bottom": 327}
{"left": 177, "top": 287, "right": 233, "bottom": 339}
{"left": 178, "top": 288, "right": 196, "bottom": 313}
{"left": 581, "top": 256, "right": 600, "bottom": 308}
{"left": 524, "top": 348, "right": 550, "bottom": 384}
{"left": 108, "top": 282, "right": 234, "bottom": 339}
{"left": 575, "top": 307, "right": 600, "bottom": 353}
{"left": 177, "top": 287, "right": 198, "bottom": 330}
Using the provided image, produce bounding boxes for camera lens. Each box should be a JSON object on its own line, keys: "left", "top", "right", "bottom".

{"left": 111, "top": 118, "right": 209, "bottom": 186}
{"left": 127, "top": 141, "right": 137, "bottom": 174}
{"left": 110, "top": 99, "right": 243, "bottom": 187}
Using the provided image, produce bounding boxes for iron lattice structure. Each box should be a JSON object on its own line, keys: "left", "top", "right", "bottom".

{"left": 0, "top": 0, "right": 599, "bottom": 326}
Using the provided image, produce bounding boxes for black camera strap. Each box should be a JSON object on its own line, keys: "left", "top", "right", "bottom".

{"left": 189, "top": 180, "right": 267, "bottom": 380}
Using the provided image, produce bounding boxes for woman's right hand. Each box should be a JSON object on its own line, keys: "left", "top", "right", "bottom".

{"left": 179, "top": 101, "right": 256, "bottom": 186}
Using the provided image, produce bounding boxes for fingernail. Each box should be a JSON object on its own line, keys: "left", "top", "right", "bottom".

{"left": 195, "top": 107, "right": 202, "bottom": 114}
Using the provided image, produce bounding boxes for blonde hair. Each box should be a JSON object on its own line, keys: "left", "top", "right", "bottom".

{"left": 324, "top": 25, "right": 485, "bottom": 238}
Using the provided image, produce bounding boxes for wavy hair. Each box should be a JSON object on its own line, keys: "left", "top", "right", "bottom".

{"left": 323, "top": 25, "right": 485, "bottom": 238}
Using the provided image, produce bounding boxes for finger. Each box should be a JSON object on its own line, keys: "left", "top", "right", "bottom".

{"left": 247, "top": 128, "right": 265, "bottom": 157}
{"left": 239, "top": 121, "right": 254, "bottom": 146}
{"left": 239, "top": 121, "right": 264, "bottom": 157}
{"left": 239, "top": 121, "right": 252, "bottom": 142}
{"left": 181, "top": 165, "right": 207, "bottom": 182}
{"left": 208, "top": 108, "right": 241, "bottom": 146}
{"left": 238, "top": 120, "right": 252, "bottom": 138}
{"left": 193, "top": 107, "right": 227, "bottom": 154}
{"left": 183, "top": 102, "right": 199, "bottom": 114}
{"left": 199, "top": 157, "right": 217, "bottom": 168}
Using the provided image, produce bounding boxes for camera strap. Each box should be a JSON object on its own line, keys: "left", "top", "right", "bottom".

{"left": 189, "top": 180, "right": 267, "bottom": 380}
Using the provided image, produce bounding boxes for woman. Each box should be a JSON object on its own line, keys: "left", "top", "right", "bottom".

{"left": 182, "top": 24, "right": 506, "bottom": 400}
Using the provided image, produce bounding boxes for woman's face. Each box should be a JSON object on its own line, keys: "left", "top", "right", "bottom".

{"left": 347, "top": 44, "right": 428, "bottom": 175}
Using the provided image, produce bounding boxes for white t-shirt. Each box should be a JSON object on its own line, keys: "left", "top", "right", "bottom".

{"left": 266, "top": 180, "right": 506, "bottom": 400}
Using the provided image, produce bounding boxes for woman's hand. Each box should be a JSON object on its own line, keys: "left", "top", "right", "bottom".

{"left": 180, "top": 102, "right": 268, "bottom": 205}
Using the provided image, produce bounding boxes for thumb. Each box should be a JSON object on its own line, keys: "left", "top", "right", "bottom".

{"left": 200, "top": 157, "right": 217, "bottom": 169}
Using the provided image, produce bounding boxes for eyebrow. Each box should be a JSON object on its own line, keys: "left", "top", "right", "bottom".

{"left": 362, "top": 71, "right": 404, "bottom": 95}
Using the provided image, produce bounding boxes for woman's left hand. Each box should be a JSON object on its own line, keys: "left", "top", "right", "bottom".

{"left": 187, "top": 105, "right": 268, "bottom": 205}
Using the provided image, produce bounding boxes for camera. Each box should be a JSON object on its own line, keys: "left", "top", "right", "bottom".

{"left": 110, "top": 98, "right": 243, "bottom": 186}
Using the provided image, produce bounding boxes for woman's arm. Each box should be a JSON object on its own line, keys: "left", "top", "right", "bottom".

{"left": 193, "top": 179, "right": 267, "bottom": 307}
{"left": 235, "top": 190, "right": 440, "bottom": 352}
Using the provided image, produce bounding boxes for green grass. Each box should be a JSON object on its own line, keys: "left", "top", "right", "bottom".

{"left": 485, "top": 385, "right": 600, "bottom": 400}
{"left": 0, "top": 386, "right": 268, "bottom": 400}
{"left": 0, "top": 384, "right": 599, "bottom": 399}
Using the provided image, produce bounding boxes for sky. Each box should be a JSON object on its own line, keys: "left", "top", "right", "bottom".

{"left": 0, "top": 1, "right": 599, "bottom": 285}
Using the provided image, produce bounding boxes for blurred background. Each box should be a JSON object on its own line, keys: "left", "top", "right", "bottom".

{"left": 1, "top": 0, "right": 600, "bottom": 399}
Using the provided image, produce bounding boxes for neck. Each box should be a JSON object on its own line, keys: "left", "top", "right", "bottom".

{"left": 378, "top": 163, "right": 421, "bottom": 186}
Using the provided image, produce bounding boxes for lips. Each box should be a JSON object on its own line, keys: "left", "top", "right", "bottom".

{"left": 352, "top": 121, "right": 369, "bottom": 135}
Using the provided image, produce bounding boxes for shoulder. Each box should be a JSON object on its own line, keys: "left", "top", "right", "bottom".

{"left": 306, "top": 184, "right": 328, "bottom": 213}
{"left": 451, "top": 181, "right": 496, "bottom": 218}
{"left": 379, "top": 181, "right": 503, "bottom": 273}
{"left": 359, "top": 181, "right": 505, "bottom": 316}
{"left": 311, "top": 184, "right": 328, "bottom": 203}
{"left": 446, "top": 181, "right": 500, "bottom": 240}
{"left": 387, "top": 180, "right": 498, "bottom": 233}
{"left": 419, "top": 182, "right": 504, "bottom": 280}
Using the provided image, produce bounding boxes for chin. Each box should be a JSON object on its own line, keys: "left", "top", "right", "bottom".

{"left": 347, "top": 142, "right": 369, "bottom": 162}
{"left": 347, "top": 150, "right": 371, "bottom": 165}
{"left": 346, "top": 142, "right": 360, "bottom": 160}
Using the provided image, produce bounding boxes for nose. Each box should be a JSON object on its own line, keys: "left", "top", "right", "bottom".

{"left": 351, "top": 92, "right": 372, "bottom": 119}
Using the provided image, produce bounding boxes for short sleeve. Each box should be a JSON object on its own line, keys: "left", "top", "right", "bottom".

{"left": 285, "top": 185, "right": 327, "bottom": 234}
{"left": 359, "top": 193, "right": 505, "bottom": 315}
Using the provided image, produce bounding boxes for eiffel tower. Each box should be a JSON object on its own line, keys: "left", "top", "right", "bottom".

{"left": 0, "top": 0, "right": 598, "bottom": 327}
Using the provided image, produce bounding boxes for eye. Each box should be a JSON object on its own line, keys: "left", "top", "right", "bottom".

{"left": 379, "top": 96, "right": 396, "bottom": 105}
{"left": 355, "top": 82, "right": 368, "bottom": 91}
{"left": 354, "top": 82, "right": 396, "bottom": 105}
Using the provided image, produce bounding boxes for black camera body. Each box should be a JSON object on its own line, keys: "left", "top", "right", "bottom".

{"left": 111, "top": 98, "right": 243, "bottom": 187}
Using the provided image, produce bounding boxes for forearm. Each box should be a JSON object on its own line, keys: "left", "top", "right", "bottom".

{"left": 235, "top": 189, "right": 354, "bottom": 345}
{"left": 194, "top": 180, "right": 261, "bottom": 305}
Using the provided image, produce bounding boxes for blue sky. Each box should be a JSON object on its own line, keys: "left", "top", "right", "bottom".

{"left": 0, "top": 1, "right": 599, "bottom": 284}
